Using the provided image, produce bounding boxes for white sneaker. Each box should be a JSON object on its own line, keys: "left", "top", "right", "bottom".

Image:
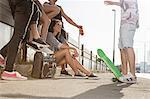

{"left": 1, "top": 71, "right": 27, "bottom": 80}
{"left": 119, "top": 73, "right": 137, "bottom": 84}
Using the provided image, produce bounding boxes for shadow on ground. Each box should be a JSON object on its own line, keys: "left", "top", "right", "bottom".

{"left": 0, "top": 83, "right": 131, "bottom": 99}
{"left": 72, "top": 83, "right": 131, "bottom": 99}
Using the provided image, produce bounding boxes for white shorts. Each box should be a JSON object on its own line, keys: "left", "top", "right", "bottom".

{"left": 118, "top": 24, "right": 136, "bottom": 49}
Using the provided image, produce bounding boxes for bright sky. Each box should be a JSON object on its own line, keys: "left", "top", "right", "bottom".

{"left": 40, "top": 0, "right": 150, "bottom": 65}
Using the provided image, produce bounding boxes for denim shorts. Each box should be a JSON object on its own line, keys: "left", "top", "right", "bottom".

{"left": 118, "top": 24, "right": 136, "bottom": 49}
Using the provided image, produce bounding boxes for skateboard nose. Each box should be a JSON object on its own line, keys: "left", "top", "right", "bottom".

{"left": 97, "top": 49, "right": 106, "bottom": 57}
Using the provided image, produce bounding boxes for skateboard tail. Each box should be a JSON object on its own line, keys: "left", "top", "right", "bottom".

{"left": 97, "top": 49, "right": 122, "bottom": 79}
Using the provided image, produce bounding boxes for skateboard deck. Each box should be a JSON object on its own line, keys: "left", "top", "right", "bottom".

{"left": 97, "top": 49, "right": 122, "bottom": 80}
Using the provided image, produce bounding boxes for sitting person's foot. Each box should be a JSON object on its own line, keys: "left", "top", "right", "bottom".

{"left": 27, "top": 41, "right": 54, "bottom": 54}
{"left": 32, "top": 38, "right": 49, "bottom": 48}
{"left": 61, "top": 70, "right": 72, "bottom": 76}
{"left": 74, "top": 72, "right": 85, "bottom": 77}
{"left": 1, "top": 71, "right": 27, "bottom": 80}
{"left": 87, "top": 73, "right": 98, "bottom": 78}
{"left": 26, "top": 42, "right": 40, "bottom": 51}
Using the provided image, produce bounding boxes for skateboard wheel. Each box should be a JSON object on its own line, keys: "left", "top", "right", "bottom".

{"left": 112, "top": 78, "right": 118, "bottom": 82}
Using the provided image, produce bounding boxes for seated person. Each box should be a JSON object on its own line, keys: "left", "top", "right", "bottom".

{"left": 26, "top": 0, "right": 59, "bottom": 54}
{"left": 46, "top": 19, "right": 97, "bottom": 77}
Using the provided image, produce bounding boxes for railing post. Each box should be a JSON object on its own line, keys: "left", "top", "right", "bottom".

{"left": 90, "top": 51, "right": 92, "bottom": 70}
{"left": 95, "top": 55, "right": 98, "bottom": 71}
{"left": 81, "top": 44, "right": 84, "bottom": 65}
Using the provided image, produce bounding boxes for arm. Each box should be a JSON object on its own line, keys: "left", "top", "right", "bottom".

{"left": 60, "top": 7, "right": 82, "bottom": 29}
{"left": 60, "top": 44, "right": 79, "bottom": 57}
{"left": 46, "top": 32, "right": 76, "bottom": 51}
{"left": 104, "top": 1, "right": 121, "bottom": 6}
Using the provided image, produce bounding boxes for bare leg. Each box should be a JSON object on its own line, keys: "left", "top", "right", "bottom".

{"left": 72, "top": 58, "right": 91, "bottom": 76}
{"left": 54, "top": 49, "right": 79, "bottom": 74}
{"left": 30, "top": 24, "right": 41, "bottom": 39}
{"left": 58, "top": 59, "right": 66, "bottom": 66}
{"left": 60, "top": 43, "right": 69, "bottom": 72}
{"left": 120, "top": 49, "right": 128, "bottom": 75}
{"left": 126, "top": 48, "right": 135, "bottom": 76}
{"left": 40, "top": 14, "right": 51, "bottom": 41}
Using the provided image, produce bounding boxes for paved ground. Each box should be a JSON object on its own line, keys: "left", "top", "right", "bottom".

{"left": 1, "top": 72, "right": 150, "bottom": 99}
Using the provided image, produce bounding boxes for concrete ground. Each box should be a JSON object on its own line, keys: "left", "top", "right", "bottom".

{"left": 1, "top": 72, "right": 150, "bottom": 99}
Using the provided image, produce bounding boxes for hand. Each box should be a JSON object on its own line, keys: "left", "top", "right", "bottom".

{"left": 73, "top": 49, "right": 79, "bottom": 57}
{"left": 78, "top": 25, "right": 84, "bottom": 35}
{"left": 104, "top": 1, "right": 113, "bottom": 5}
{"left": 77, "top": 25, "right": 83, "bottom": 29}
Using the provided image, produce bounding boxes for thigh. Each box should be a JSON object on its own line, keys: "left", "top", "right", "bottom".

{"left": 54, "top": 49, "right": 67, "bottom": 63}
{"left": 14, "top": 0, "right": 34, "bottom": 38}
{"left": 43, "top": 4, "right": 59, "bottom": 13}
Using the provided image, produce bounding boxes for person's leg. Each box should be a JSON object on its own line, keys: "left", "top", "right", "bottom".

{"left": 54, "top": 49, "right": 79, "bottom": 75}
{"left": 1, "top": 0, "right": 35, "bottom": 80}
{"left": 120, "top": 49, "right": 128, "bottom": 75}
{"left": 127, "top": 48, "right": 135, "bottom": 76}
{"left": 5, "top": 5, "right": 33, "bottom": 72}
{"left": 43, "top": 5, "right": 60, "bottom": 19}
{"left": 40, "top": 14, "right": 51, "bottom": 41}
{"left": 26, "top": 9, "right": 49, "bottom": 52}
{"left": 120, "top": 24, "right": 136, "bottom": 79}
{"left": 72, "top": 58, "right": 92, "bottom": 76}
{"left": 59, "top": 41, "right": 70, "bottom": 75}
{"left": 119, "top": 24, "right": 129, "bottom": 75}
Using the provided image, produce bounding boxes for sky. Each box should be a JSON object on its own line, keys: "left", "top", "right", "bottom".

{"left": 40, "top": 0, "right": 150, "bottom": 65}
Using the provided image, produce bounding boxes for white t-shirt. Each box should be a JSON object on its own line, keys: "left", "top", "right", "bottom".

{"left": 120, "top": 0, "right": 139, "bottom": 28}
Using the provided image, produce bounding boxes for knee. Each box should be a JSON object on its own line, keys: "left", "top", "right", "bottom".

{"left": 53, "top": 5, "right": 60, "bottom": 15}
{"left": 63, "top": 49, "right": 70, "bottom": 55}
{"left": 40, "top": 15, "right": 51, "bottom": 25}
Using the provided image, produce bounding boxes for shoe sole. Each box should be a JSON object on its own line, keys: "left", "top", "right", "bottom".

{"left": 26, "top": 44, "right": 41, "bottom": 52}
{"left": 32, "top": 41, "right": 49, "bottom": 48}
{"left": 87, "top": 77, "right": 100, "bottom": 80}
{"left": 60, "top": 74, "right": 72, "bottom": 77}
{"left": 27, "top": 44, "right": 54, "bottom": 54}
{"left": 1, "top": 76, "right": 27, "bottom": 81}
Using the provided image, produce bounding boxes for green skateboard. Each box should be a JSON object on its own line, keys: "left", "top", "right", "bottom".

{"left": 97, "top": 49, "right": 123, "bottom": 82}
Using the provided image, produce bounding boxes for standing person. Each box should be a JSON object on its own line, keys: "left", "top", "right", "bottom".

{"left": 0, "top": 0, "right": 48, "bottom": 80}
{"left": 104, "top": 0, "right": 139, "bottom": 82}
{"left": 44, "top": 0, "right": 84, "bottom": 75}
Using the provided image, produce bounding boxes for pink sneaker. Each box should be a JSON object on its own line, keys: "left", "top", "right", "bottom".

{"left": 1, "top": 71, "right": 27, "bottom": 80}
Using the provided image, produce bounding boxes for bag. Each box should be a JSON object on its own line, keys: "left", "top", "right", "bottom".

{"left": 31, "top": 52, "right": 56, "bottom": 79}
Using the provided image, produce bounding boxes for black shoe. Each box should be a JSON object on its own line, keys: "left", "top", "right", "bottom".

{"left": 32, "top": 38, "right": 49, "bottom": 47}
{"left": 74, "top": 73, "right": 85, "bottom": 77}
{"left": 27, "top": 42, "right": 53, "bottom": 54}
{"left": 26, "top": 42, "right": 40, "bottom": 51}
{"left": 61, "top": 70, "right": 72, "bottom": 76}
